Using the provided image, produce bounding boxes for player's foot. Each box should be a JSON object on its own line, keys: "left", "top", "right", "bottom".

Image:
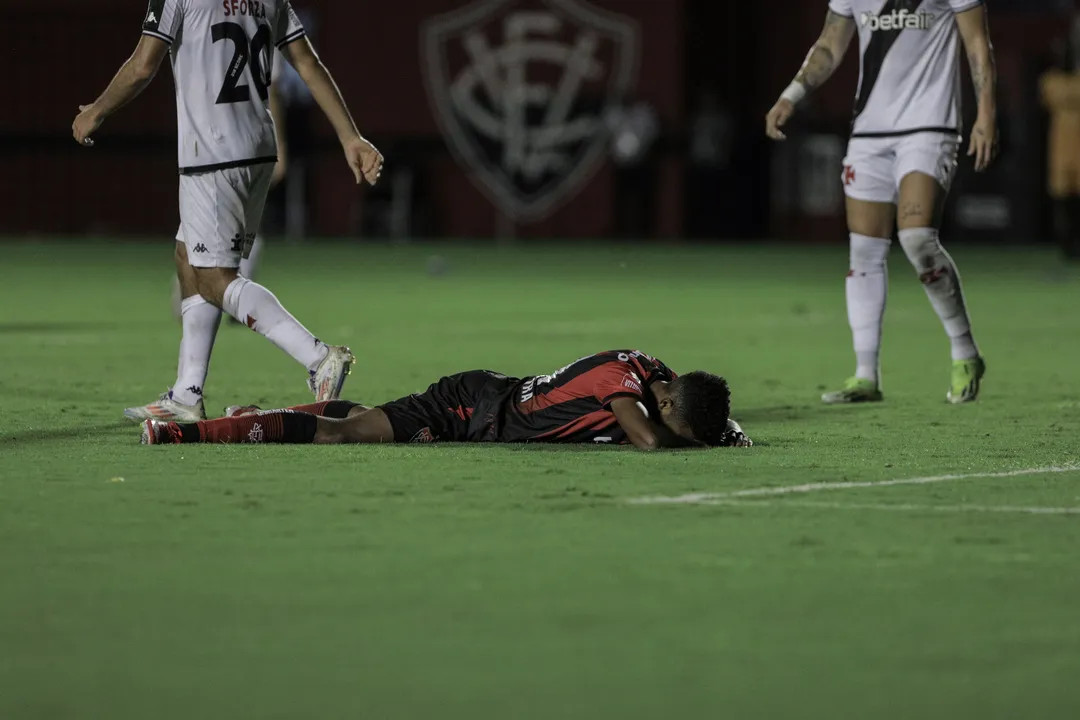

{"left": 947, "top": 356, "right": 986, "bottom": 404}
{"left": 821, "top": 377, "right": 884, "bottom": 404}
{"left": 141, "top": 419, "right": 183, "bottom": 445}
{"left": 308, "top": 345, "right": 354, "bottom": 401}
{"left": 224, "top": 404, "right": 262, "bottom": 418}
{"left": 124, "top": 392, "right": 206, "bottom": 422}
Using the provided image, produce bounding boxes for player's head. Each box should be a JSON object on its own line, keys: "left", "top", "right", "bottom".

{"left": 656, "top": 371, "right": 731, "bottom": 447}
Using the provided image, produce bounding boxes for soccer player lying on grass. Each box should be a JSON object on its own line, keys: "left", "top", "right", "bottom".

{"left": 141, "top": 349, "right": 752, "bottom": 450}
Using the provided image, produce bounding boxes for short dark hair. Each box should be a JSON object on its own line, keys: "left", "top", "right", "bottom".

{"left": 669, "top": 371, "right": 731, "bottom": 447}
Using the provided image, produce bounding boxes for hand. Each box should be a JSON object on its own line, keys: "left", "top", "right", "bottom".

{"left": 344, "top": 135, "right": 383, "bottom": 186}
{"left": 72, "top": 104, "right": 103, "bottom": 147}
{"left": 270, "top": 159, "right": 287, "bottom": 188}
{"left": 968, "top": 111, "right": 998, "bottom": 172}
{"left": 765, "top": 99, "right": 796, "bottom": 141}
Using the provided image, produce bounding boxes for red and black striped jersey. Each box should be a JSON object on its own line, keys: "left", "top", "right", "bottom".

{"left": 492, "top": 350, "right": 677, "bottom": 444}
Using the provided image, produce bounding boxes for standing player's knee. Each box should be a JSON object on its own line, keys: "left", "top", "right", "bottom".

{"left": 897, "top": 228, "right": 945, "bottom": 280}
{"left": 850, "top": 234, "right": 891, "bottom": 272}
{"left": 193, "top": 267, "right": 238, "bottom": 307}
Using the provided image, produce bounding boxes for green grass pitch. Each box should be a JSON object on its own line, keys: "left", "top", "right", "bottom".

{"left": 2, "top": 239, "right": 1079, "bottom": 719}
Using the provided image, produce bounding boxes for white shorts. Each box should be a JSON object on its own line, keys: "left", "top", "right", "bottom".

{"left": 176, "top": 163, "right": 273, "bottom": 268}
{"left": 841, "top": 132, "right": 960, "bottom": 205}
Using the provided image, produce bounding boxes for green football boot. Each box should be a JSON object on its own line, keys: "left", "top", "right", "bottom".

{"left": 821, "top": 377, "right": 884, "bottom": 404}
{"left": 947, "top": 356, "right": 986, "bottom": 404}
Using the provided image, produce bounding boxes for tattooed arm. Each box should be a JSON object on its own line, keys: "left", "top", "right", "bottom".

{"left": 956, "top": 4, "right": 998, "bottom": 171}
{"left": 766, "top": 11, "right": 856, "bottom": 140}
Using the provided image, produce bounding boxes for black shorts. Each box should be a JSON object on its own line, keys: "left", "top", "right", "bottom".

{"left": 378, "top": 370, "right": 517, "bottom": 443}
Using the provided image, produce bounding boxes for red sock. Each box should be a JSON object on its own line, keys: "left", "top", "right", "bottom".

{"left": 179, "top": 411, "right": 318, "bottom": 444}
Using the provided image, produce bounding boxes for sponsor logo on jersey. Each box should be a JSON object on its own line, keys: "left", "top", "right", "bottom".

{"left": 247, "top": 422, "right": 264, "bottom": 443}
{"left": 422, "top": 0, "right": 639, "bottom": 221}
{"left": 860, "top": 9, "right": 935, "bottom": 32}
{"left": 622, "top": 373, "right": 642, "bottom": 394}
{"left": 842, "top": 165, "right": 856, "bottom": 186}
{"left": 146, "top": 11, "right": 158, "bottom": 25}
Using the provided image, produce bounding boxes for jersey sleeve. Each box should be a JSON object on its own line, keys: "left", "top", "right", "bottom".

{"left": 276, "top": 1, "right": 307, "bottom": 50}
{"left": 949, "top": 0, "right": 983, "bottom": 13}
{"left": 142, "top": 0, "right": 184, "bottom": 45}
{"left": 827, "top": 0, "right": 853, "bottom": 18}
{"left": 591, "top": 361, "right": 646, "bottom": 406}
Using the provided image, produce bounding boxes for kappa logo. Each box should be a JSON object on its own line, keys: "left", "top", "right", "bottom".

{"left": 422, "top": 0, "right": 639, "bottom": 220}
{"left": 186, "top": 385, "right": 203, "bottom": 397}
{"left": 146, "top": 11, "right": 158, "bottom": 25}
{"left": 193, "top": 243, "right": 209, "bottom": 253}
{"left": 247, "top": 422, "right": 264, "bottom": 443}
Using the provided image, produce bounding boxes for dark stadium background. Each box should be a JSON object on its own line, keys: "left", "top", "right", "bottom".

{"left": 2, "top": 0, "right": 1071, "bottom": 243}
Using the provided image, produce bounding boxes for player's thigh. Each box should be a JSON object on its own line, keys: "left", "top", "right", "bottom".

{"left": 895, "top": 133, "right": 960, "bottom": 230}
{"left": 845, "top": 197, "right": 895, "bottom": 239}
{"left": 842, "top": 138, "right": 897, "bottom": 238}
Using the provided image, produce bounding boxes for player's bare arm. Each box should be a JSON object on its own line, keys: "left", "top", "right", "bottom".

{"left": 609, "top": 397, "right": 665, "bottom": 451}
{"left": 72, "top": 36, "right": 170, "bottom": 147}
{"left": 956, "top": 4, "right": 998, "bottom": 172}
{"left": 766, "top": 10, "right": 856, "bottom": 141}
{"left": 282, "top": 37, "right": 383, "bottom": 186}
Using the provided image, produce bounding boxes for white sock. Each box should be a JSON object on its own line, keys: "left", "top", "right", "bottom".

{"left": 897, "top": 228, "right": 979, "bottom": 361}
{"left": 239, "top": 233, "right": 264, "bottom": 280}
{"left": 222, "top": 277, "right": 329, "bottom": 372}
{"left": 847, "top": 233, "right": 890, "bottom": 384}
{"left": 171, "top": 295, "right": 222, "bottom": 406}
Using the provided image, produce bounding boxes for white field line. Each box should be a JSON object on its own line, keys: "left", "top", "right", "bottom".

{"left": 680, "top": 499, "right": 1080, "bottom": 516}
{"left": 627, "top": 465, "right": 1080, "bottom": 507}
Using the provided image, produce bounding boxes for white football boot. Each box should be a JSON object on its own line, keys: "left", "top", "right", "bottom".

{"left": 124, "top": 391, "right": 206, "bottom": 422}
{"left": 308, "top": 345, "right": 354, "bottom": 402}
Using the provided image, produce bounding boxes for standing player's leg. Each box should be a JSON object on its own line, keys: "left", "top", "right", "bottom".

{"left": 822, "top": 140, "right": 895, "bottom": 404}
{"left": 894, "top": 135, "right": 984, "bottom": 403}
{"left": 223, "top": 232, "right": 266, "bottom": 327}
{"left": 194, "top": 165, "right": 353, "bottom": 401}
{"left": 126, "top": 243, "right": 223, "bottom": 421}
{"left": 170, "top": 242, "right": 223, "bottom": 409}
{"left": 175, "top": 233, "right": 263, "bottom": 322}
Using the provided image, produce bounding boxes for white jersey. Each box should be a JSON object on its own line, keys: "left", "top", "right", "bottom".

{"left": 141, "top": 0, "right": 306, "bottom": 173}
{"left": 828, "top": 0, "right": 983, "bottom": 137}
